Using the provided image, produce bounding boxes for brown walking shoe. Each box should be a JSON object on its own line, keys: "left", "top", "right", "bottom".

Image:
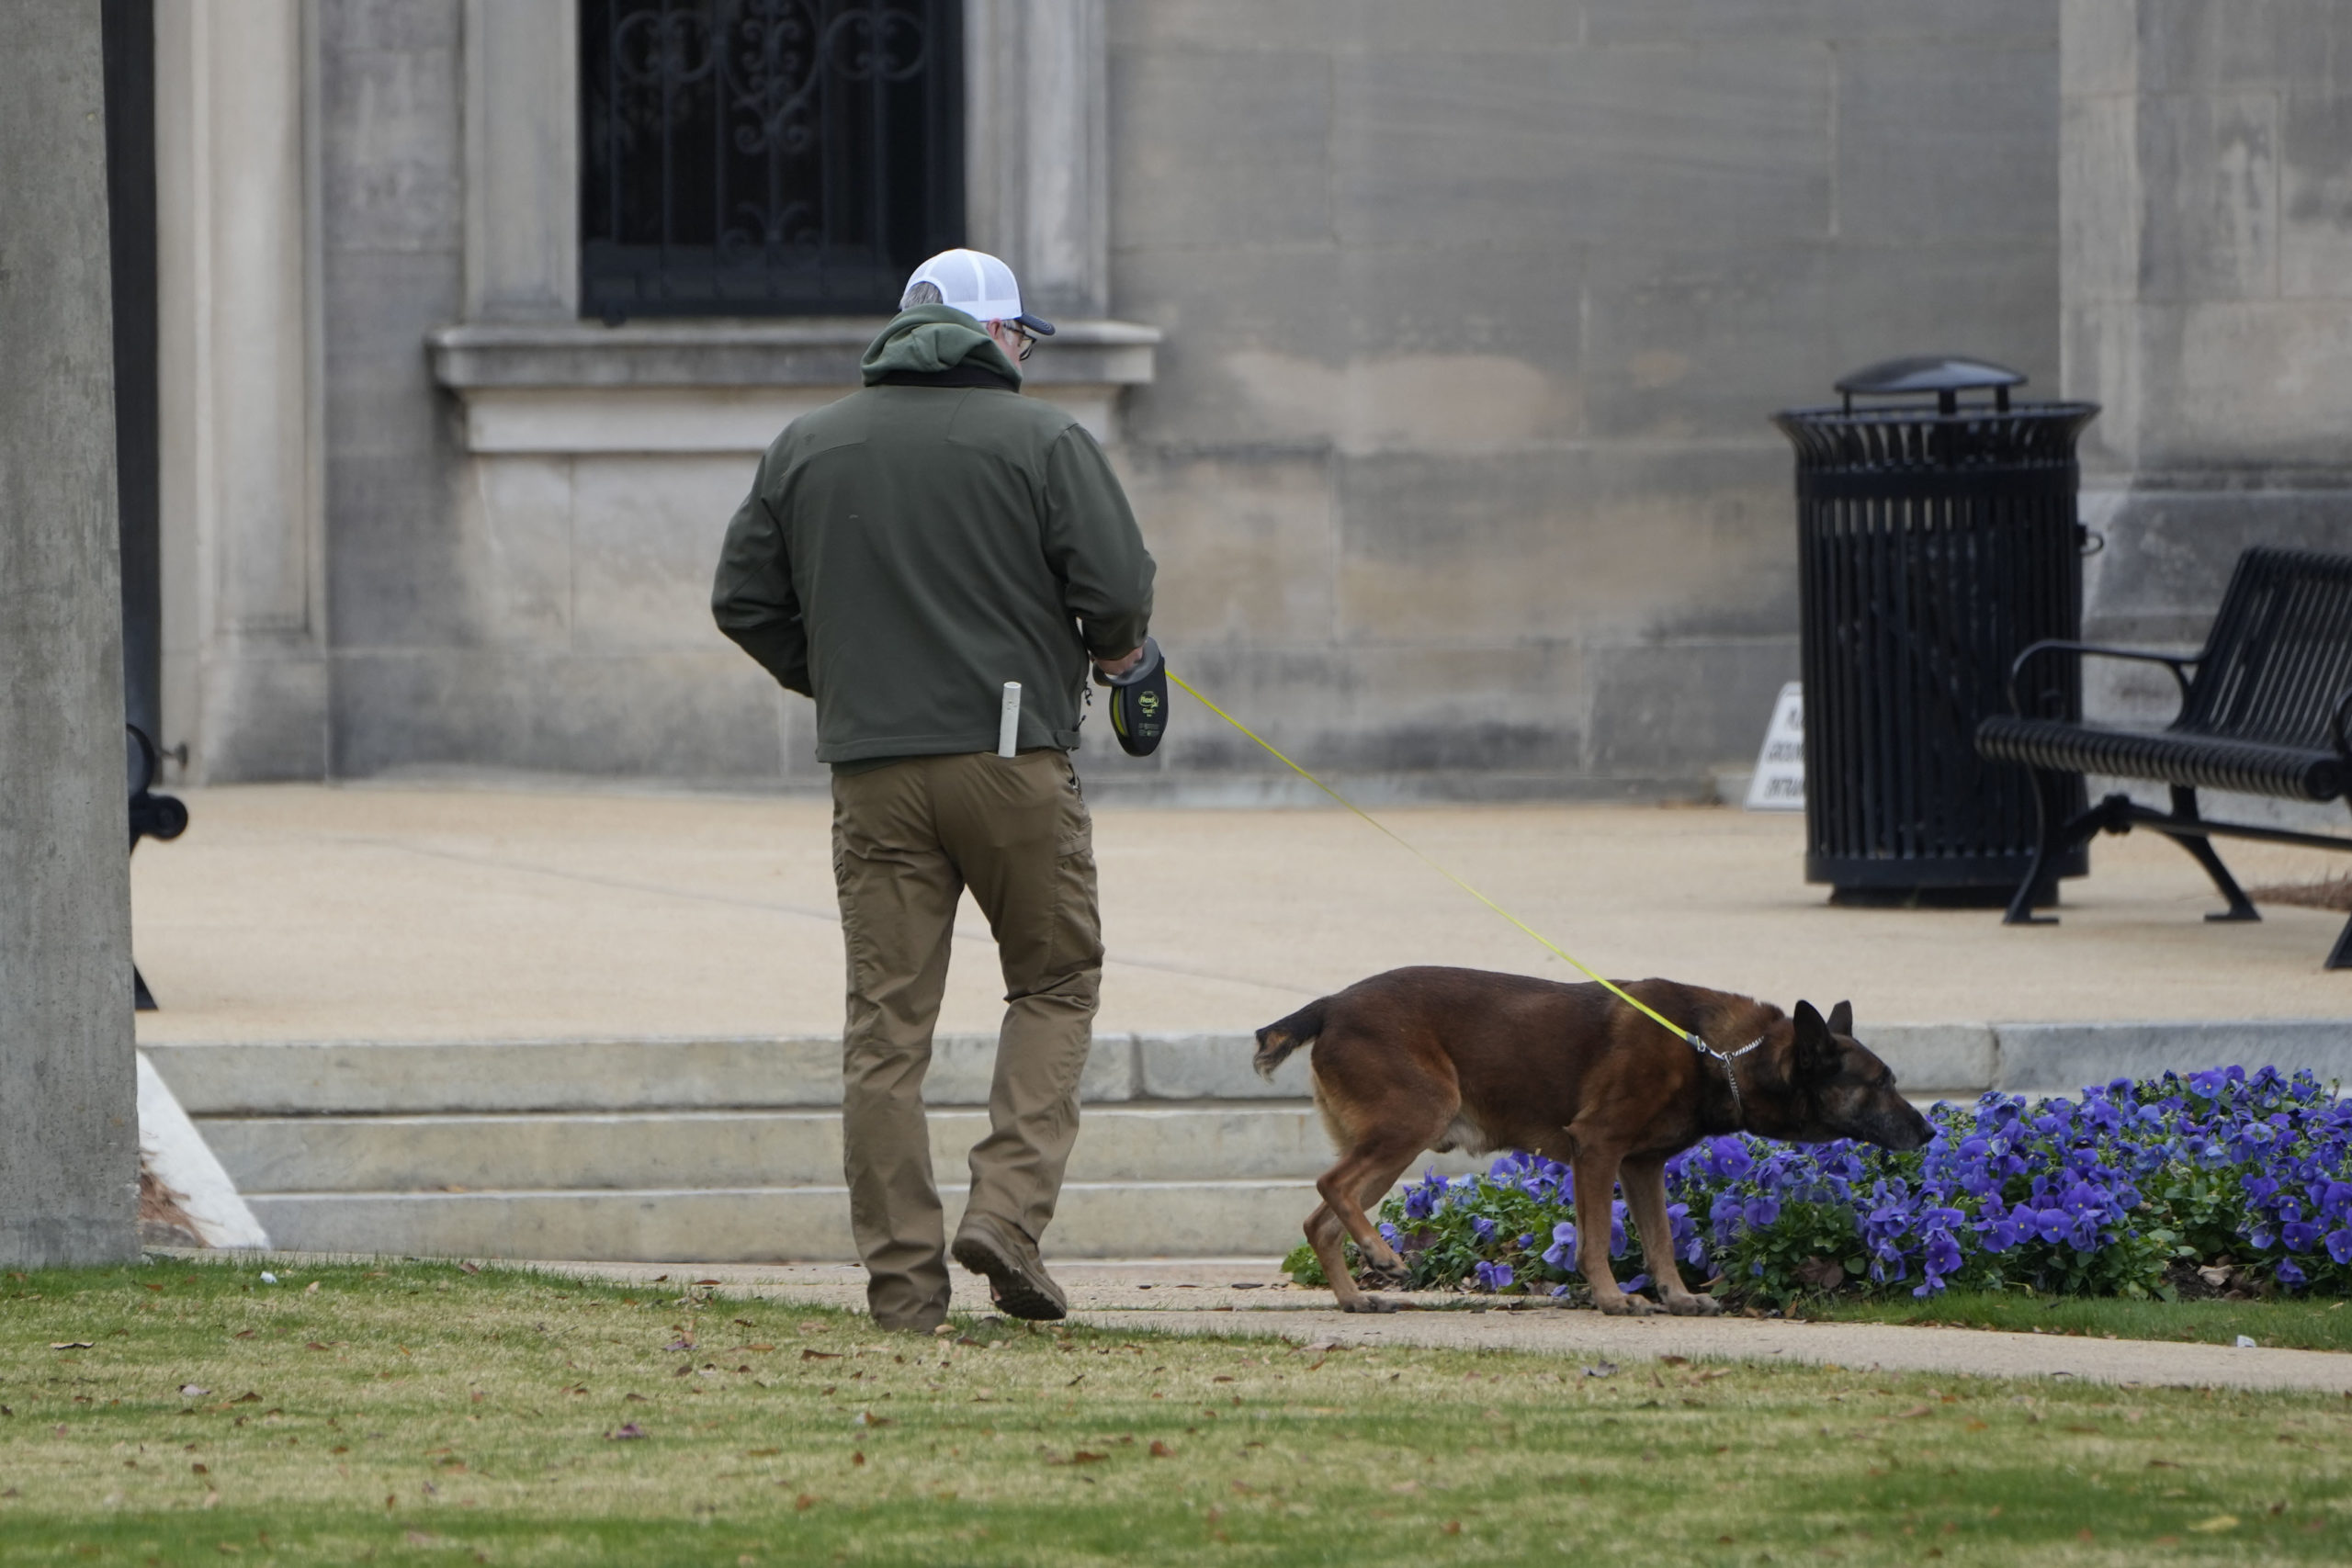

{"left": 950, "top": 1213, "right": 1067, "bottom": 1322}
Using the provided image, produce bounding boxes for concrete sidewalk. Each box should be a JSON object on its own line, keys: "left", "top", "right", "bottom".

{"left": 264, "top": 1255, "right": 2350, "bottom": 1395}
{"left": 131, "top": 783, "right": 2352, "bottom": 1046}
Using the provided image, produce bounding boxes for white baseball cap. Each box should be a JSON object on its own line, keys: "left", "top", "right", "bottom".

{"left": 903, "top": 248, "right": 1057, "bottom": 337}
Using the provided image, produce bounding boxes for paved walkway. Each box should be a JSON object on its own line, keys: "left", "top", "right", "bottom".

{"left": 132, "top": 783, "right": 2352, "bottom": 1045}
{"left": 481, "top": 1258, "right": 2352, "bottom": 1394}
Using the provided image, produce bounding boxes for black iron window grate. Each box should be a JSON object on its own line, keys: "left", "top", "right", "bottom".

{"left": 581, "top": 0, "right": 963, "bottom": 321}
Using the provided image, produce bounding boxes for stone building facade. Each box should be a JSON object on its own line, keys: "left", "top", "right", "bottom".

{"left": 144, "top": 2, "right": 2348, "bottom": 799}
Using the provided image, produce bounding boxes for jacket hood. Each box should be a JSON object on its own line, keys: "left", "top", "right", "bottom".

{"left": 861, "top": 305, "right": 1023, "bottom": 388}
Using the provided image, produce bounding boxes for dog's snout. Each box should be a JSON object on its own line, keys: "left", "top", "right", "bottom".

{"left": 1889, "top": 1100, "right": 1934, "bottom": 1152}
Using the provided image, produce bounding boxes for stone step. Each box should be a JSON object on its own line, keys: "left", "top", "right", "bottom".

{"left": 143, "top": 1032, "right": 1313, "bottom": 1115}
{"left": 198, "top": 1103, "right": 1426, "bottom": 1193}
{"left": 241, "top": 1179, "right": 1323, "bottom": 1263}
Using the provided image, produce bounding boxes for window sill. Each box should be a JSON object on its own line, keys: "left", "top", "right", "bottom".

{"left": 425, "top": 318, "right": 1160, "bottom": 455}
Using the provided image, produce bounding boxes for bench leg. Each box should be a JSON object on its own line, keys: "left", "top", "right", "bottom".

{"left": 2328, "top": 915, "right": 2352, "bottom": 971}
{"left": 2165, "top": 785, "right": 2260, "bottom": 923}
{"left": 2004, "top": 768, "right": 2081, "bottom": 927}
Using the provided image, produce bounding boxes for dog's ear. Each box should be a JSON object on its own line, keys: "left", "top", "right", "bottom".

{"left": 1791, "top": 999, "right": 1840, "bottom": 1079}
{"left": 1826, "top": 999, "right": 1853, "bottom": 1037}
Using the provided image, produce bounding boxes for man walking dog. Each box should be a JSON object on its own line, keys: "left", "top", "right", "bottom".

{"left": 712, "top": 250, "right": 1156, "bottom": 1332}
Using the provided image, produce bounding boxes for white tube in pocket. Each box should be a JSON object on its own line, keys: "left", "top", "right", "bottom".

{"left": 998, "top": 682, "right": 1022, "bottom": 758}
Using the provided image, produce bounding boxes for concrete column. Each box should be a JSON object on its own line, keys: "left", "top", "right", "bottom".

{"left": 2063, "top": 0, "right": 2352, "bottom": 661}
{"left": 967, "top": 0, "right": 1109, "bottom": 319}
{"left": 154, "top": 0, "right": 327, "bottom": 783}
{"left": 0, "top": 2, "right": 141, "bottom": 1266}
{"left": 465, "top": 0, "right": 578, "bottom": 323}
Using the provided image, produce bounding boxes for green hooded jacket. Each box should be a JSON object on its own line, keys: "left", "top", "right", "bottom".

{"left": 711, "top": 306, "right": 1156, "bottom": 768}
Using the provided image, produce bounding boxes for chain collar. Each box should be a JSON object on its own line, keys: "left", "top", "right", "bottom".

{"left": 1687, "top": 1032, "right": 1765, "bottom": 1128}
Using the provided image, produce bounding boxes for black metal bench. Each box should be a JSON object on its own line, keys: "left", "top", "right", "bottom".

{"left": 1975, "top": 546, "right": 2352, "bottom": 967}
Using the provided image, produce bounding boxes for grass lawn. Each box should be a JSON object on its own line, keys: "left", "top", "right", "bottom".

{"left": 1804, "top": 1291, "right": 2352, "bottom": 1354}
{"left": 1, "top": 1260, "right": 2347, "bottom": 1565}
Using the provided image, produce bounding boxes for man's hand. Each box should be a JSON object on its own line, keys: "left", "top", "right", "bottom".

{"left": 1094, "top": 647, "right": 1145, "bottom": 680}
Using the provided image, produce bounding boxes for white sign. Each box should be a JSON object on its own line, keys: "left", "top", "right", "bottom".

{"left": 1744, "top": 682, "right": 1804, "bottom": 812}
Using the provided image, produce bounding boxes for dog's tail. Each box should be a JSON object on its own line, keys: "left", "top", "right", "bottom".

{"left": 1252, "top": 998, "right": 1329, "bottom": 1080}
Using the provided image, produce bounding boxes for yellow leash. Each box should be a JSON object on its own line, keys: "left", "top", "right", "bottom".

{"left": 1166, "top": 669, "right": 1715, "bottom": 1052}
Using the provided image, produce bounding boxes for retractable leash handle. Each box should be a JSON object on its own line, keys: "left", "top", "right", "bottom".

{"left": 1094, "top": 637, "right": 1168, "bottom": 757}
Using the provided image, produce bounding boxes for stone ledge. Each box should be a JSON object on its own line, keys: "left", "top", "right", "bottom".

{"left": 428, "top": 317, "right": 1160, "bottom": 389}
{"left": 425, "top": 318, "right": 1162, "bottom": 452}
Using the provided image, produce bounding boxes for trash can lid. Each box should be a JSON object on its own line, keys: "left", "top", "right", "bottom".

{"left": 1835, "top": 355, "right": 2026, "bottom": 397}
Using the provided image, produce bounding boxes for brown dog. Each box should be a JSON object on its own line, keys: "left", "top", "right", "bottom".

{"left": 1254, "top": 966, "right": 1933, "bottom": 1314}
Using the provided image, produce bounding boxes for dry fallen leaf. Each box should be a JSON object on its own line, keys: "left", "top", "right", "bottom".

{"left": 605, "top": 1423, "right": 646, "bottom": 1440}
{"left": 303, "top": 1281, "right": 321, "bottom": 1295}
{"left": 1149, "top": 1440, "right": 1175, "bottom": 1458}
{"left": 794, "top": 1494, "right": 817, "bottom": 1511}
{"left": 457, "top": 1262, "right": 481, "bottom": 1275}
{"left": 801, "top": 1348, "right": 841, "bottom": 1361}
{"left": 2188, "top": 1517, "right": 2240, "bottom": 1534}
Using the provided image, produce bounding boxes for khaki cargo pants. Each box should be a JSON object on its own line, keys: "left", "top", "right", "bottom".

{"left": 831, "top": 749, "right": 1102, "bottom": 1329}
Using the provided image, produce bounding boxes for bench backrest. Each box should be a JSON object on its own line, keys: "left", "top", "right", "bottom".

{"left": 2180, "top": 547, "right": 2352, "bottom": 749}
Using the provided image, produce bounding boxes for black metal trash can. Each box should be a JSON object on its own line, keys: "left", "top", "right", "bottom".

{"left": 1771, "top": 357, "right": 2100, "bottom": 904}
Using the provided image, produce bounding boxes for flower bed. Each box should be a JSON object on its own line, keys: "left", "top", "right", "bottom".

{"left": 1281, "top": 1067, "right": 2352, "bottom": 1304}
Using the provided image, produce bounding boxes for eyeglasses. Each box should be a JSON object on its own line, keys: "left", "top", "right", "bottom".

{"left": 999, "top": 322, "right": 1037, "bottom": 363}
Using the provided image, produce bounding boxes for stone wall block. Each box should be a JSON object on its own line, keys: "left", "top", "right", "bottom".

{"left": 1583, "top": 244, "right": 1833, "bottom": 441}
{"left": 1335, "top": 447, "right": 1790, "bottom": 645}
{"left": 318, "top": 0, "right": 460, "bottom": 54}
{"left": 2133, "top": 0, "right": 2287, "bottom": 95}
{"left": 1333, "top": 46, "right": 1832, "bottom": 251}
{"left": 2137, "top": 90, "right": 2279, "bottom": 302}
{"left": 2278, "top": 87, "right": 2352, "bottom": 298}
{"left": 198, "top": 656, "right": 333, "bottom": 783}
{"left": 327, "top": 450, "right": 471, "bottom": 649}
{"left": 2061, "top": 0, "right": 2141, "bottom": 98}
{"left": 1818, "top": 242, "right": 2062, "bottom": 395}
{"left": 331, "top": 649, "right": 786, "bottom": 778}
{"left": 1584, "top": 639, "right": 1803, "bottom": 777}
{"left": 2082, "top": 487, "right": 2352, "bottom": 643}
{"left": 1114, "top": 450, "right": 1335, "bottom": 646}
{"left": 1107, "top": 49, "right": 1330, "bottom": 249}
{"left": 319, "top": 31, "right": 464, "bottom": 253}
{"left": 1834, "top": 42, "right": 2061, "bottom": 246}
{"left": 457, "top": 456, "right": 573, "bottom": 648}
{"left": 569, "top": 457, "right": 756, "bottom": 652}
{"left": 1107, "top": 244, "right": 1341, "bottom": 447}
{"left": 322, "top": 250, "right": 462, "bottom": 462}
{"left": 2145, "top": 300, "right": 2352, "bottom": 466}
{"left": 1594, "top": 0, "right": 2053, "bottom": 47}
{"left": 2062, "top": 94, "right": 2143, "bottom": 309}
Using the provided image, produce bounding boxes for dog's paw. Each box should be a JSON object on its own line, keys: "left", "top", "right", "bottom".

{"left": 1341, "top": 1294, "right": 1400, "bottom": 1314}
{"left": 1596, "top": 1293, "right": 1664, "bottom": 1317}
{"left": 1666, "top": 1293, "right": 1724, "bottom": 1317}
